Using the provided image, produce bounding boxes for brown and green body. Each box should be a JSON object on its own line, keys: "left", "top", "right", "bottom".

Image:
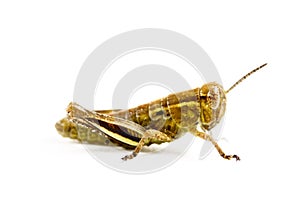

{"left": 56, "top": 63, "right": 267, "bottom": 161}
{"left": 56, "top": 82, "right": 229, "bottom": 159}
{"left": 56, "top": 89, "right": 201, "bottom": 147}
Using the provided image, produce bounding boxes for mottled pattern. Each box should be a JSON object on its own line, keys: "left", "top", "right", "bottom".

{"left": 110, "top": 88, "right": 201, "bottom": 139}
{"left": 55, "top": 118, "right": 112, "bottom": 145}
{"left": 56, "top": 84, "right": 227, "bottom": 148}
{"left": 56, "top": 64, "right": 267, "bottom": 161}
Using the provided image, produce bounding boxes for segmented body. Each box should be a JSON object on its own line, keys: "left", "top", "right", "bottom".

{"left": 56, "top": 82, "right": 227, "bottom": 149}
{"left": 56, "top": 63, "right": 267, "bottom": 161}
{"left": 56, "top": 88, "right": 202, "bottom": 147}
{"left": 109, "top": 88, "right": 201, "bottom": 138}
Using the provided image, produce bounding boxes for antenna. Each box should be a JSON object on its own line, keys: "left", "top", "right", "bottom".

{"left": 226, "top": 63, "right": 267, "bottom": 93}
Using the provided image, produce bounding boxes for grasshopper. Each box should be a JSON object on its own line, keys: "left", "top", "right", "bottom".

{"left": 55, "top": 63, "right": 267, "bottom": 161}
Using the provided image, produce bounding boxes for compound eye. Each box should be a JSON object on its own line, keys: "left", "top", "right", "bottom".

{"left": 207, "top": 87, "right": 221, "bottom": 109}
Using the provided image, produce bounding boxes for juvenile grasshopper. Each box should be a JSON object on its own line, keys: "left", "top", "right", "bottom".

{"left": 55, "top": 63, "right": 267, "bottom": 161}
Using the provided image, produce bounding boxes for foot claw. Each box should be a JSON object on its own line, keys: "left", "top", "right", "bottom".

{"left": 233, "top": 155, "right": 240, "bottom": 161}
{"left": 223, "top": 154, "right": 240, "bottom": 161}
{"left": 121, "top": 156, "right": 129, "bottom": 161}
{"left": 121, "top": 152, "right": 137, "bottom": 161}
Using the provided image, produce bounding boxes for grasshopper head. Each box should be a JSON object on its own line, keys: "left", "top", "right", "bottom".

{"left": 199, "top": 82, "right": 226, "bottom": 131}
{"left": 198, "top": 63, "right": 268, "bottom": 131}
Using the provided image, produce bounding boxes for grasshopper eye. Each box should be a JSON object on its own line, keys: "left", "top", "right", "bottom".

{"left": 207, "top": 86, "right": 221, "bottom": 109}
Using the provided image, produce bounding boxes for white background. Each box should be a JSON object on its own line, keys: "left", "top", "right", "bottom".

{"left": 1, "top": 1, "right": 299, "bottom": 198}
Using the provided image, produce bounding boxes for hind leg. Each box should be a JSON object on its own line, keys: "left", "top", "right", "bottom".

{"left": 122, "top": 129, "right": 172, "bottom": 160}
